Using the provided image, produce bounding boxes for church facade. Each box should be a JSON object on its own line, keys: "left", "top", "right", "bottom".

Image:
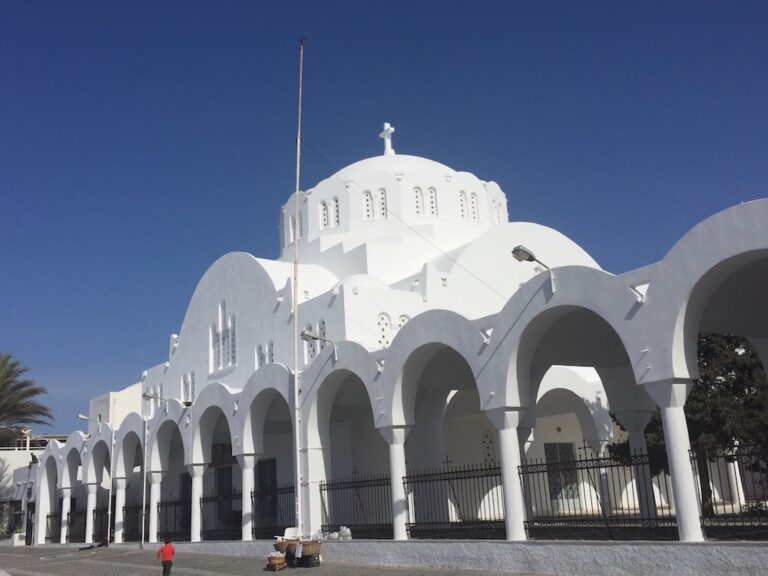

{"left": 17, "top": 125, "right": 768, "bottom": 546}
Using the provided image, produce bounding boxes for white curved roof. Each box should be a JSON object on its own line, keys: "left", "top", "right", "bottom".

{"left": 331, "top": 154, "right": 456, "bottom": 181}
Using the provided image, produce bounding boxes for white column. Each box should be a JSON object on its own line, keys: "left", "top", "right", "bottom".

{"left": 33, "top": 464, "right": 46, "bottom": 545}
{"left": 726, "top": 453, "right": 746, "bottom": 508}
{"left": 379, "top": 425, "right": 412, "bottom": 541}
{"left": 517, "top": 427, "right": 535, "bottom": 522}
{"left": 239, "top": 454, "right": 256, "bottom": 541}
{"left": 303, "top": 443, "right": 325, "bottom": 538}
{"left": 113, "top": 478, "right": 127, "bottom": 544}
{"left": 189, "top": 464, "right": 206, "bottom": 542}
{"left": 59, "top": 488, "right": 71, "bottom": 544}
{"left": 148, "top": 472, "right": 162, "bottom": 543}
{"left": 487, "top": 408, "right": 527, "bottom": 541}
{"left": 645, "top": 380, "right": 704, "bottom": 542}
{"left": 84, "top": 483, "right": 98, "bottom": 544}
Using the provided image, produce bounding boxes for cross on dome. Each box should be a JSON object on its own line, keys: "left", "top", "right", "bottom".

{"left": 379, "top": 122, "right": 396, "bottom": 156}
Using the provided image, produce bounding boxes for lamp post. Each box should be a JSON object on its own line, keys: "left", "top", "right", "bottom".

{"left": 300, "top": 330, "right": 339, "bottom": 362}
{"left": 78, "top": 413, "right": 114, "bottom": 547}
{"left": 140, "top": 391, "right": 161, "bottom": 549}
{"left": 512, "top": 245, "right": 556, "bottom": 293}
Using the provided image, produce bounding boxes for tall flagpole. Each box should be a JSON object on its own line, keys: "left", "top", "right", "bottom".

{"left": 292, "top": 36, "right": 305, "bottom": 538}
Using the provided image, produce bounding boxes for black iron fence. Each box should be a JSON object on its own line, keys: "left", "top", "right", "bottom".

{"left": 67, "top": 511, "right": 86, "bottom": 542}
{"left": 201, "top": 491, "right": 242, "bottom": 541}
{"left": 158, "top": 499, "right": 191, "bottom": 542}
{"left": 0, "top": 500, "right": 22, "bottom": 536}
{"left": 123, "top": 504, "right": 149, "bottom": 542}
{"left": 690, "top": 444, "right": 768, "bottom": 540}
{"left": 44, "top": 513, "right": 61, "bottom": 543}
{"left": 520, "top": 451, "right": 677, "bottom": 540}
{"left": 252, "top": 484, "right": 295, "bottom": 540}
{"left": 320, "top": 473, "right": 393, "bottom": 539}
{"left": 403, "top": 464, "right": 505, "bottom": 539}
{"left": 93, "top": 508, "right": 114, "bottom": 543}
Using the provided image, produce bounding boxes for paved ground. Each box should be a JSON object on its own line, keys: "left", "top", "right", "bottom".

{"left": 0, "top": 546, "right": 537, "bottom": 576}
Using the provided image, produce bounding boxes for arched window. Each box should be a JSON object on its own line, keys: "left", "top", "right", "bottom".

{"left": 459, "top": 191, "right": 468, "bottom": 220}
{"left": 267, "top": 341, "right": 274, "bottom": 363}
{"left": 332, "top": 197, "right": 340, "bottom": 227}
{"left": 320, "top": 201, "right": 329, "bottom": 230}
{"left": 229, "top": 315, "right": 236, "bottom": 365}
{"left": 363, "top": 191, "right": 373, "bottom": 221}
{"left": 376, "top": 188, "right": 388, "bottom": 219}
{"left": 428, "top": 187, "right": 438, "bottom": 216}
{"left": 470, "top": 192, "right": 479, "bottom": 223}
{"left": 414, "top": 187, "right": 424, "bottom": 217}
{"left": 377, "top": 313, "right": 392, "bottom": 348}
{"left": 256, "top": 344, "right": 265, "bottom": 368}
{"left": 289, "top": 215, "right": 296, "bottom": 243}
{"left": 305, "top": 323, "right": 317, "bottom": 360}
{"left": 211, "top": 326, "right": 221, "bottom": 371}
{"left": 182, "top": 372, "right": 196, "bottom": 404}
{"left": 210, "top": 301, "right": 236, "bottom": 372}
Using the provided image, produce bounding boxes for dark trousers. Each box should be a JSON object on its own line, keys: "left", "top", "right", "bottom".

{"left": 162, "top": 560, "right": 172, "bottom": 576}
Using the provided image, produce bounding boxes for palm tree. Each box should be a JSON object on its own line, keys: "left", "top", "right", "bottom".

{"left": 0, "top": 353, "right": 52, "bottom": 431}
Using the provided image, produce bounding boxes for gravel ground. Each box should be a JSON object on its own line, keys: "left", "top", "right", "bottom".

{"left": 0, "top": 546, "right": 536, "bottom": 576}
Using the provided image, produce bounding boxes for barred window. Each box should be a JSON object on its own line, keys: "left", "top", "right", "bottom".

{"left": 414, "top": 187, "right": 424, "bottom": 217}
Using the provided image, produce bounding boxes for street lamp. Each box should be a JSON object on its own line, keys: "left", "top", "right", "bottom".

{"left": 140, "top": 392, "right": 162, "bottom": 549}
{"left": 512, "top": 244, "right": 556, "bottom": 293}
{"left": 300, "top": 330, "right": 338, "bottom": 361}
{"left": 78, "top": 413, "right": 114, "bottom": 547}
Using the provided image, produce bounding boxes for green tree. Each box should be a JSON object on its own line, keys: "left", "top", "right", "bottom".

{"left": 609, "top": 334, "right": 768, "bottom": 514}
{"left": 0, "top": 353, "right": 52, "bottom": 431}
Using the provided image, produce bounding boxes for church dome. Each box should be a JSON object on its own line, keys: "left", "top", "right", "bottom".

{"left": 330, "top": 154, "right": 456, "bottom": 183}
{"left": 277, "top": 123, "right": 509, "bottom": 282}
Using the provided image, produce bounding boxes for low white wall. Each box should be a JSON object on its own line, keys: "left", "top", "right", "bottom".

{"left": 172, "top": 539, "right": 768, "bottom": 576}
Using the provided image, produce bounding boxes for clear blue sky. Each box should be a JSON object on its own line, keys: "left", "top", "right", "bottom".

{"left": 2, "top": 1, "right": 766, "bottom": 434}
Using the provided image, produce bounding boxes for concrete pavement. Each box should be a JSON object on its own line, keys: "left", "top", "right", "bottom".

{"left": 0, "top": 546, "right": 535, "bottom": 576}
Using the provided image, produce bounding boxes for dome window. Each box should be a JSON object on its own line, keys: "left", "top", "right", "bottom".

{"left": 414, "top": 187, "right": 424, "bottom": 217}
{"left": 363, "top": 191, "right": 373, "bottom": 221}
{"left": 320, "top": 200, "right": 329, "bottom": 230}
{"left": 428, "top": 187, "right": 439, "bottom": 216}
{"left": 493, "top": 199, "right": 503, "bottom": 225}
{"left": 459, "top": 191, "right": 468, "bottom": 220}
{"left": 376, "top": 188, "right": 388, "bottom": 219}
{"left": 377, "top": 313, "right": 392, "bottom": 348}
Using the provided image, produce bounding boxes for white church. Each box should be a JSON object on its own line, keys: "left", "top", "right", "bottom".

{"left": 8, "top": 123, "right": 768, "bottom": 548}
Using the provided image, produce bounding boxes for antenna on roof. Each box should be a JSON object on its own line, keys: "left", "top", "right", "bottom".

{"left": 291, "top": 35, "right": 305, "bottom": 539}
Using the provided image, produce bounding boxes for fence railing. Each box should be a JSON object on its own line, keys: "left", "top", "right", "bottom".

{"left": 252, "top": 484, "right": 294, "bottom": 540}
{"left": 67, "top": 510, "right": 86, "bottom": 542}
{"left": 122, "top": 505, "right": 149, "bottom": 542}
{"left": 201, "top": 491, "right": 242, "bottom": 541}
{"left": 403, "top": 464, "right": 505, "bottom": 539}
{"left": 45, "top": 514, "right": 61, "bottom": 543}
{"left": 93, "top": 508, "right": 113, "bottom": 543}
{"left": 320, "top": 473, "right": 393, "bottom": 539}
{"left": 158, "top": 499, "right": 191, "bottom": 542}
{"left": 690, "top": 444, "right": 768, "bottom": 540}
{"left": 519, "top": 451, "right": 677, "bottom": 540}
{"left": 0, "top": 500, "right": 22, "bottom": 536}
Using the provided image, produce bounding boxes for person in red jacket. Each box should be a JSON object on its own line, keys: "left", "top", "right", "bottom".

{"left": 156, "top": 536, "right": 175, "bottom": 575}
